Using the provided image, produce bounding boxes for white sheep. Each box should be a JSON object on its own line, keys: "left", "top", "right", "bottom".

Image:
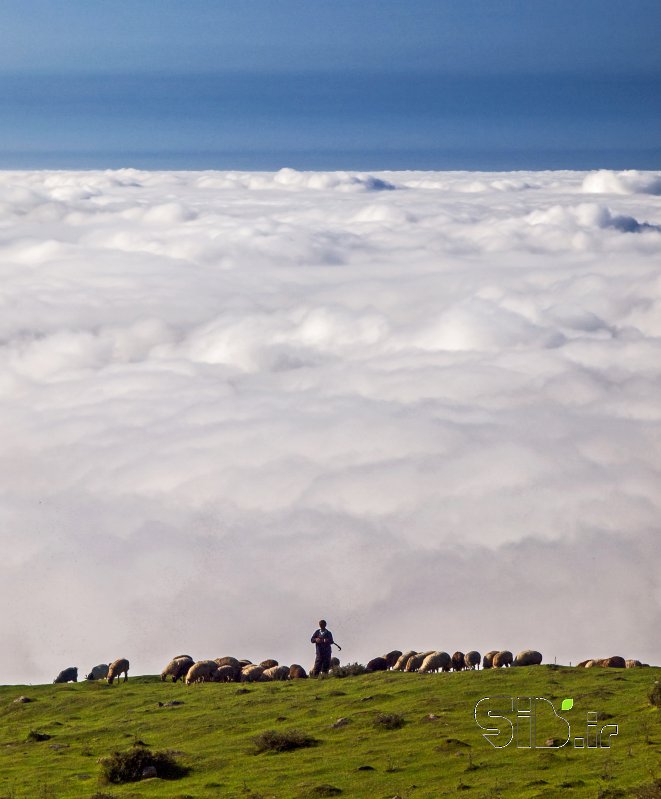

{"left": 418, "top": 651, "right": 452, "bottom": 673}
{"left": 161, "top": 655, "right": 194, "bottom": 682}
{"left": 393, "top": 650, "right": 417, "bottom": 671}
{"left": 241, "top": 664, "right": 266, "bottom": 683}
{"left": 263, "top": 665, "right": 290, "bottom": 681}
{"left": 85, "top": 664, "right": 109, "bottom": 681}
{"left": 513, "top": 650, "right": 542, "bottom": 666}
{"left": 185, "top": 660, "right": 219, "bottom": 684}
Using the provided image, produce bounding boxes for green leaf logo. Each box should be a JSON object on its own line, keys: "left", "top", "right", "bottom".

{"left": 561, "top": 698, "right": 574, "bottom": 711}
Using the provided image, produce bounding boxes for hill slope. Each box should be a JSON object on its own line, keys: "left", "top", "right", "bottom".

{"left": 1, "top": 666, "right": 659, "bottom": 799}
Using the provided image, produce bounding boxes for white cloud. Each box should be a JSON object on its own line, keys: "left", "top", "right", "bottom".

{"left": 0, "top": 168, "right": 660, "bottom": 683}
{"left": 582, "top": 169, "right": 661, "bottom": 196}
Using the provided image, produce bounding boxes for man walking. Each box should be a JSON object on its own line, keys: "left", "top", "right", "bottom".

{"left": 310, "top": 619, "right": 334, "bottom": 677}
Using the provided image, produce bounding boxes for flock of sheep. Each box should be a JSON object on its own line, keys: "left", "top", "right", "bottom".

{"left": 51, "top": 648, "right": 648, "bottom": 686}
{"left": 364, "top": 648, "right": 542, "bottom": 673}
{"left": 576, "top": 657, "right": 648, "bottom": 668}
{"left": 53, "top": 658, "right": 129, "bottom": 685}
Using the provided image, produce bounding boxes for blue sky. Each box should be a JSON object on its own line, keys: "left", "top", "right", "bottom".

{"left": 0, "top": 1, "right": 659, "bottom": 169}
{"left": 2, "top": 0, "right": 660, "bottom": 75}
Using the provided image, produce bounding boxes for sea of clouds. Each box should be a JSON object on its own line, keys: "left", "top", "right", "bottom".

{"left": 0, "top": 167, "right": 660, "bottom": 684}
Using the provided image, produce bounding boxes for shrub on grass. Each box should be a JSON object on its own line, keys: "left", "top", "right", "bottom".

{"left": 252, "top": 729, "right": 319, "bottom": 754}
{"left": 298, "top": 786, "right": 342, "bottom": 797}
{"left": 373, "top": 712, "right": 405, "bottom": 731}
{"left": 331, "top": 663, "right": 367, "bottom": 678}
{"left": 26, "top": 730, "right": 51, "bottom": 742}
{"left": 99, "top": 745, "right": 188, "bottom": 783}
{"left": 649, "top": 681, "right": 661, "bottom": 709}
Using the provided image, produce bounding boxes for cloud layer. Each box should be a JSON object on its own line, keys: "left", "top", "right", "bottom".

{"left": 1, "top": 168, "right": 660, "bottom": 683}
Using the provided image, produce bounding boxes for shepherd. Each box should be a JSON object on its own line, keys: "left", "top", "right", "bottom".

{"left": 310, "top": 619, "right": 339, "bottom": 677}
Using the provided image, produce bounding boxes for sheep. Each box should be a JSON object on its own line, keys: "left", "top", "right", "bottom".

{"left": 405, "top": 651, "right": 434, "bottom": 672}
{"left": 214, "top": 658, "right": 242, "bottom": 681}
{"left": 263, "top": 665, "right": 290, "bottom": 681}
{"left": 185, "top": 660, "right": 218, "bottom": 684}
{"left": 482, "top": 651, "right": 499, "bottom": 669}
{"left": 626, "top": 659, "right": 643, "bottom": 668}
{"left": 161, "top": 655, "right": 194, "bottom": 683}
{"left": 215, "top": 656, "right": 242, "bottom": 680}
{"left": 330, "top": 656, "right": 340, "bottom": 668}
{"left": 216, "top": 656, "right": 241, "bottom": 669}
{"left": 465, "top": 651, "right": 481, "bottom": 670}
{"left": 107, "top": 658, "right": 130, "bottom": 684}
{"left": 584, "top": 660, "right": 597, "bottom": 668}
{"left": 404, "top": 653, "right": 424, "bottom": 672}
{"left": 289, "top": 664, "right": 308, "bottom": 679}
{"left": 393, "top": 650, "right": 417, "bottom": 671}
{"left": 452, "top": 651, "right": 465, "bottom": 672}
{"left": 513, "top": 650, "right": 543, "bottom": 667}
{"left": 213, "top": 665, "right": 239, "bottom": 682}
{"left": 366, "top": 657, "right": 389, "bottom": 672}
{"left": 261, "top": 666, "right": 276, "bottom": 681}
{"left": 600, "top": 656, "right": 626, "bottom": 668}
{"left": 53, "top": 667, "right": 78, "bottom": 684}
{"left": 492, "top": 651, "right": 513, "bottom": 668}
{"left": 576, "top": 659, "right": 591, "bottom": 668}
{"left": 419, "top": 651, "right": 452, "bottom": 673}
{"left": 85, "top": 664, "right": 109, "bottom": 681}
{"left": 260, "top": 659, "right": 279, "bottom": 669}
{"left": 241, "top": 664, "right": 266, "bottom": 683}
{"left": 383, "top": 650, "right": 403, "bottom": 669}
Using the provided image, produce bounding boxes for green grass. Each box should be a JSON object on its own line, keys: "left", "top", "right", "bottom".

{"left": 0, "top": 666, "right": 659, "bottom": 798}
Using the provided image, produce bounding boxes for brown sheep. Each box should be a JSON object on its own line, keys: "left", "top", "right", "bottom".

{"left": 482, "top": 651, "right": 499, "bottom": 669}
{"left": 216, "top": 656, "right": 241, "bottom": 669}
{"left": 212, "top": 665, "right": 237, "bottom": 682}
{"left": 513, "top": 650, "right": 543, "bottom": 667}
{"left": 465, "top": 651, "right": 481, "bottom": 670}
{"left": 576, "top": 659, "right": 591, "bottom": 668}
{"left": 289, "top": 664, "right": 308, "bottom": 679}
{"left": 626, "top": 659, "right": 642, "bottom": 668}
{"left": 107, "top": 658, "right": 129, "bottom": 684}
{"left": 493, "top": 651, "right": 513, "bottom": 668}
{"left": 185, "top": 660, "right": 219, "bottom": 684}
{"left": 452, "top": 651, "right": 465, "bottom": 671}
{"left": 601, "top": 656, "right": 626, "bottom": 668}
{"left": 393, "top": 650, "right": 417, "bottom": 671}
{"left": 214, "top": 657, "right": 242, "bottom": 681}
{"left": 260, "top": 659, "right": 279, "bottom": 669}
{"left": 161, "top": 656, "right": 194, "bottom": 683}
{"left": 405, "top": 652, "right": 433, "bottom": 672}
{"left": 366, "top": 657, "right": 389, "bottom": 672}
{"left": 383, "top": 650, "right": 403, "bottom": 669}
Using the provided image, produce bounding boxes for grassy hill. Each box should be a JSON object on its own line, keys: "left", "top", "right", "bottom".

{"left": 0, "top": 666, "right": 659, "bottom": 799}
